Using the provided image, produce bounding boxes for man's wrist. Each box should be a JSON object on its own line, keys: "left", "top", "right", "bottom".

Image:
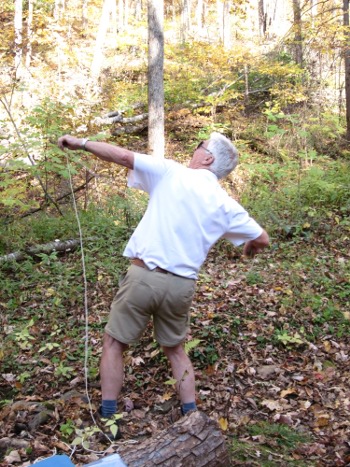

{"left": 80, "top": 138, "right": 90, "bottom": 150}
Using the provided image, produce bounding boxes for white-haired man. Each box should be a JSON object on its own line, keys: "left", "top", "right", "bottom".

{"left": 58, "top": 132, "right": 269, "bottom": 435}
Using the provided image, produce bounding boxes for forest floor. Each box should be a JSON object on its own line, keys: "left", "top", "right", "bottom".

{"left": 0, "top": 222, "right": 350, "bottom": 466}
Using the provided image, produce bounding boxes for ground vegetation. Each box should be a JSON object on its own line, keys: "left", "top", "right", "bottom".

{"left": 1, "top": 0, "right": 350, "bottom": 465}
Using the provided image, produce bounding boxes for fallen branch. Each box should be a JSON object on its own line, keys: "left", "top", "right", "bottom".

{"left": 94, "top": 111, "right": 148, "bottom": 126}
{"left": 0, "top": 238, "right": 95, "bottom": 264}
{"left": 111, "top": 123, "right": 148, "bottom": 136}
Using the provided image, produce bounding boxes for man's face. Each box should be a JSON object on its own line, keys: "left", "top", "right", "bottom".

{"left": 189, "top": 140, "right": 214, "bottom": 169}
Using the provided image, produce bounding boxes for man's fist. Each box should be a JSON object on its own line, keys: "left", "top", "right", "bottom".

{"left": 58, "top": 135, "right": 84, "bottom": 151}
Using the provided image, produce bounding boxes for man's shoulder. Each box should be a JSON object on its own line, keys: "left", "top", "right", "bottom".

{"left": 134, "top": 152, "right": 180, "bottom": 169}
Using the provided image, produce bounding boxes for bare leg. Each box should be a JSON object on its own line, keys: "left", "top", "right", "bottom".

{"left": 100, "top": 332, "right": 128, "bottom": 400}
{"left": 162, "top": 344, "right": 196, "bottom": 404}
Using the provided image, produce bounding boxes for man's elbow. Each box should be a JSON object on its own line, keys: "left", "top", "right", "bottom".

{"left": 256, "top": 229, "right": 270, "bottom": 248}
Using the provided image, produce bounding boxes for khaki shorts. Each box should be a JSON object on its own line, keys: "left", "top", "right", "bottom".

{"left": 105, "top": 264, "right": 196, "bottom": 347}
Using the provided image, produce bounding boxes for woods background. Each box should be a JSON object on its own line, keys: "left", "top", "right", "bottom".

{"left": 1, "top": 0, "right": 350, "bottom": 466}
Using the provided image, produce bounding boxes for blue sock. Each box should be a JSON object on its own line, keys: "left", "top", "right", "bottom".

{"left": 101, "top": 400, "right": 117, "bottom": 418}
{"left": 181, "top": 402, "right": 197, "bottom": 415}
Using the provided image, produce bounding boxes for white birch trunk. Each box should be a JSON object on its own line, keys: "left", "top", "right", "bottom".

{"left": 54, "top": 0, "right": 65, "bottom": 20}
{"left": 148, "top": 0, "right": 165, "bottom": 157}
{"left": 82, "top": 0, "right": 88, "bottom": 28}
{"left": 196, "top": 0, "right": 204, "bottom": 32}
{"left": 118, "top": 0, "right": 125, "bottom": 31}
{"left": 91, "top": 0, "right": 113, "bottom": 78}
{"left": 25, "top": 0, "right": 33, "bottom": 69}
{"left": 14, "top": 0, "right": 23, "bottom": 73}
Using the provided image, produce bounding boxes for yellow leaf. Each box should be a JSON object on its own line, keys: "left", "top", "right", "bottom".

{"left": 162, "top": 392, "right": 172, "bottom": 401}
{"left": 323, "top": 341, "right": 331, "bottom": 352}
{"left": 218, "top": 417, "right": 228, "bottom": 431}
{"left": 303, "top": 222, "right": 311, "bottom": 229}
{"left": 280, "top": 388, "right": 297, "bottom": 398}
{"left": 315, "top": 413, "right": 330, "bottom": 427}
{"left": 150, "top": 349, "right": 160, "bottom": 358}
{"left": 261, "top": 399, "right": 283, "bottom": 411}
{"left": 343, "top": 311, "right": 350, "bottom": 320}
{"left": 45, "top": 288, "right": 55, "bottom": 296}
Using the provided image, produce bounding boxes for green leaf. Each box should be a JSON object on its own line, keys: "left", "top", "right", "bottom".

{"left": 72, "top": 436, "right": 82, "bottom": 446}
{"left": 165, "top": 378, "right": 177, "bottom": 385}
{"left": 110, "top": 424, "right": 119, "bottom": 438}
{"left": 184, "top": 338, "right": 201, "bottom": 354}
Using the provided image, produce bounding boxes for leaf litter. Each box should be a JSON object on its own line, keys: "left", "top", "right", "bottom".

{"left": 0, "top": 231, "right": 350, "bottom": 466}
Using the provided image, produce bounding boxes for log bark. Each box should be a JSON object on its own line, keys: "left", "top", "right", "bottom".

{"left": 118, "top": 411, "right": 229, "bottom": 467}
{"left": 94, "top": 112, "right": 148, "bottom": 126}
{"left": 0, "top": 238, "right": 95, "bottom": 264}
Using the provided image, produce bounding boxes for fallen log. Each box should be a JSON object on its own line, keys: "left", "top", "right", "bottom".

{"left": 118, "top": 411, "right": 229, "bottom": 467}
{"left": 0, "top": 238, "right": 94, "bottom": 264}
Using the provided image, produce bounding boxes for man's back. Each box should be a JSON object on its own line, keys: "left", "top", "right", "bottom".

{"left": 124, "top": 154, "right": 262, "bottom": 278}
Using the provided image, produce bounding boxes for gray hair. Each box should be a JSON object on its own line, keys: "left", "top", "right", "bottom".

{"left": 207, "top": 132, "right": 238, "bottom": 179}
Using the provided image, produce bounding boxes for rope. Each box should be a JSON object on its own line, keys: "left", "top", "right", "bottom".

{"left": 65, "top": 154, "right": 95, "bottom": 421}
{"left": 65, "top": 154, "right": 117, "bottom": 450}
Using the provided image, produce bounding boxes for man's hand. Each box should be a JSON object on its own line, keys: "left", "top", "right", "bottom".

{"left": 243, "top": 229, "right": 269, "bottom": 258}
{"left": 58, "top": 135, "right": 84, "bottom": 151}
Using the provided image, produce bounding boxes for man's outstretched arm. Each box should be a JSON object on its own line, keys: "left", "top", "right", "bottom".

{"left": 243, "top": 229, "right": 269, "bottom": 257}
{"left": 57, "top": 135, "right": 134, "bottom": 169}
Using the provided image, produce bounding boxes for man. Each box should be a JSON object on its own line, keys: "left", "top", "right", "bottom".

{"left": 58, "top": 132, "right": 269, "bottom": 430}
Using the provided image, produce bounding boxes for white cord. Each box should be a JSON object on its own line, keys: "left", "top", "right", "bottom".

{"left": 66, "top": 154, "right": 117, "bottom": 446}
{"left": 65, "top": 154, "right": 96, "bottom": 422}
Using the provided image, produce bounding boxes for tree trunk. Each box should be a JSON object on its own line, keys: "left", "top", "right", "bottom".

{"left": 91, "top": 0, "right": 113, "bottom": 78}
{"left": 148, "top": 0, "right": 165, "bottom": 157}
{"left": 118, "top": 411, "right": 229, "bottom": 466}
{"left": 195, "top": 0, "right": 204, "bottom": 32}
{"left": 25, "top": 0, "right": 33, "bottom": 69}
{"left": 14, "top": 0, "right": 23, "bottom": 74}
{"left": 344, "top": 0, "right": 350, "bottom": 140}
{"left": 82, "top": 0, "right": 88, "bottom": 29}
{"left": 223, "top": 0, "right": 231, "bottom": 49}
{"left": 135, "top": 0, "right": 142, "bottom": 21}
{"left": 292, "top": 0, "right": 303, "bottom": 67}
{"left": 118, "top": 0, "right": 125, "bottom": 31}
{"left": 179, "top": 0, "right": 191, "bottom": 42}
{"left": 54, "top": 0, "right": 65, "bottom": 20}
{"left": 258, "top": 0, "right": 266, "bottom": 37}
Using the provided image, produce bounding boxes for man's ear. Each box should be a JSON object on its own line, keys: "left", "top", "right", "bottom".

{"left": 204, "top": 155, "right": 214, "bottom": 165}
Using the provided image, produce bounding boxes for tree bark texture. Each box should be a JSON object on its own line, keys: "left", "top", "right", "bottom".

{"left": 118, "top": 411, "right": 229, "bottom": 467}
{"left": 91, "top": 0, "right": 113, "bottom": 78}
{"left": 344, "top": 0, "right": 350, "bottom": 140}
{"left": 292, "top": 0, "right": 303, "bottom": 66}
{"left": 0, "top": 239, "right": 90, "bottom": 264}
{"left": 14, "top": 0, "right": 23, "bottom": 72}
{"left": 25, "top": 0, "right": 33, "bottom": 69}
{"left": 148, "top": 0, "right": 165, "bottom": 157}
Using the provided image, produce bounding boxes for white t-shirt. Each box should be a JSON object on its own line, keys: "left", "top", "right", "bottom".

{"left": 123, "top": 153, "right": 263, "bottom": 279}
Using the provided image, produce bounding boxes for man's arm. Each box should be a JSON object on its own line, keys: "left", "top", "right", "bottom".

{"left": 243, "top": 229, "right": 269, "bottom": 257}
{"left": 57, "top": 135, "right": 134, "bottom": 169}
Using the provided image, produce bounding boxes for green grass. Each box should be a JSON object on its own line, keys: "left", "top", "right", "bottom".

{"left": 230, "top": 422, "right": 312, "bottom": 466}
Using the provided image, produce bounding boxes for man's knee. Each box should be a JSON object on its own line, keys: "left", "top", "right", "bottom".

{"left": 102, "top": 332, "right": 128, "bottom": 354}
{"left": 162, "top": 343, "right": 185, "bottom": 359}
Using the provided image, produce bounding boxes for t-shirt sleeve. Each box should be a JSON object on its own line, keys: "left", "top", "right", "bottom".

{"left": 127, "top": 152, "right": 174, "bottom": 193}
{"left": 223, "top": 199, "right": 263, "bottom": 246}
